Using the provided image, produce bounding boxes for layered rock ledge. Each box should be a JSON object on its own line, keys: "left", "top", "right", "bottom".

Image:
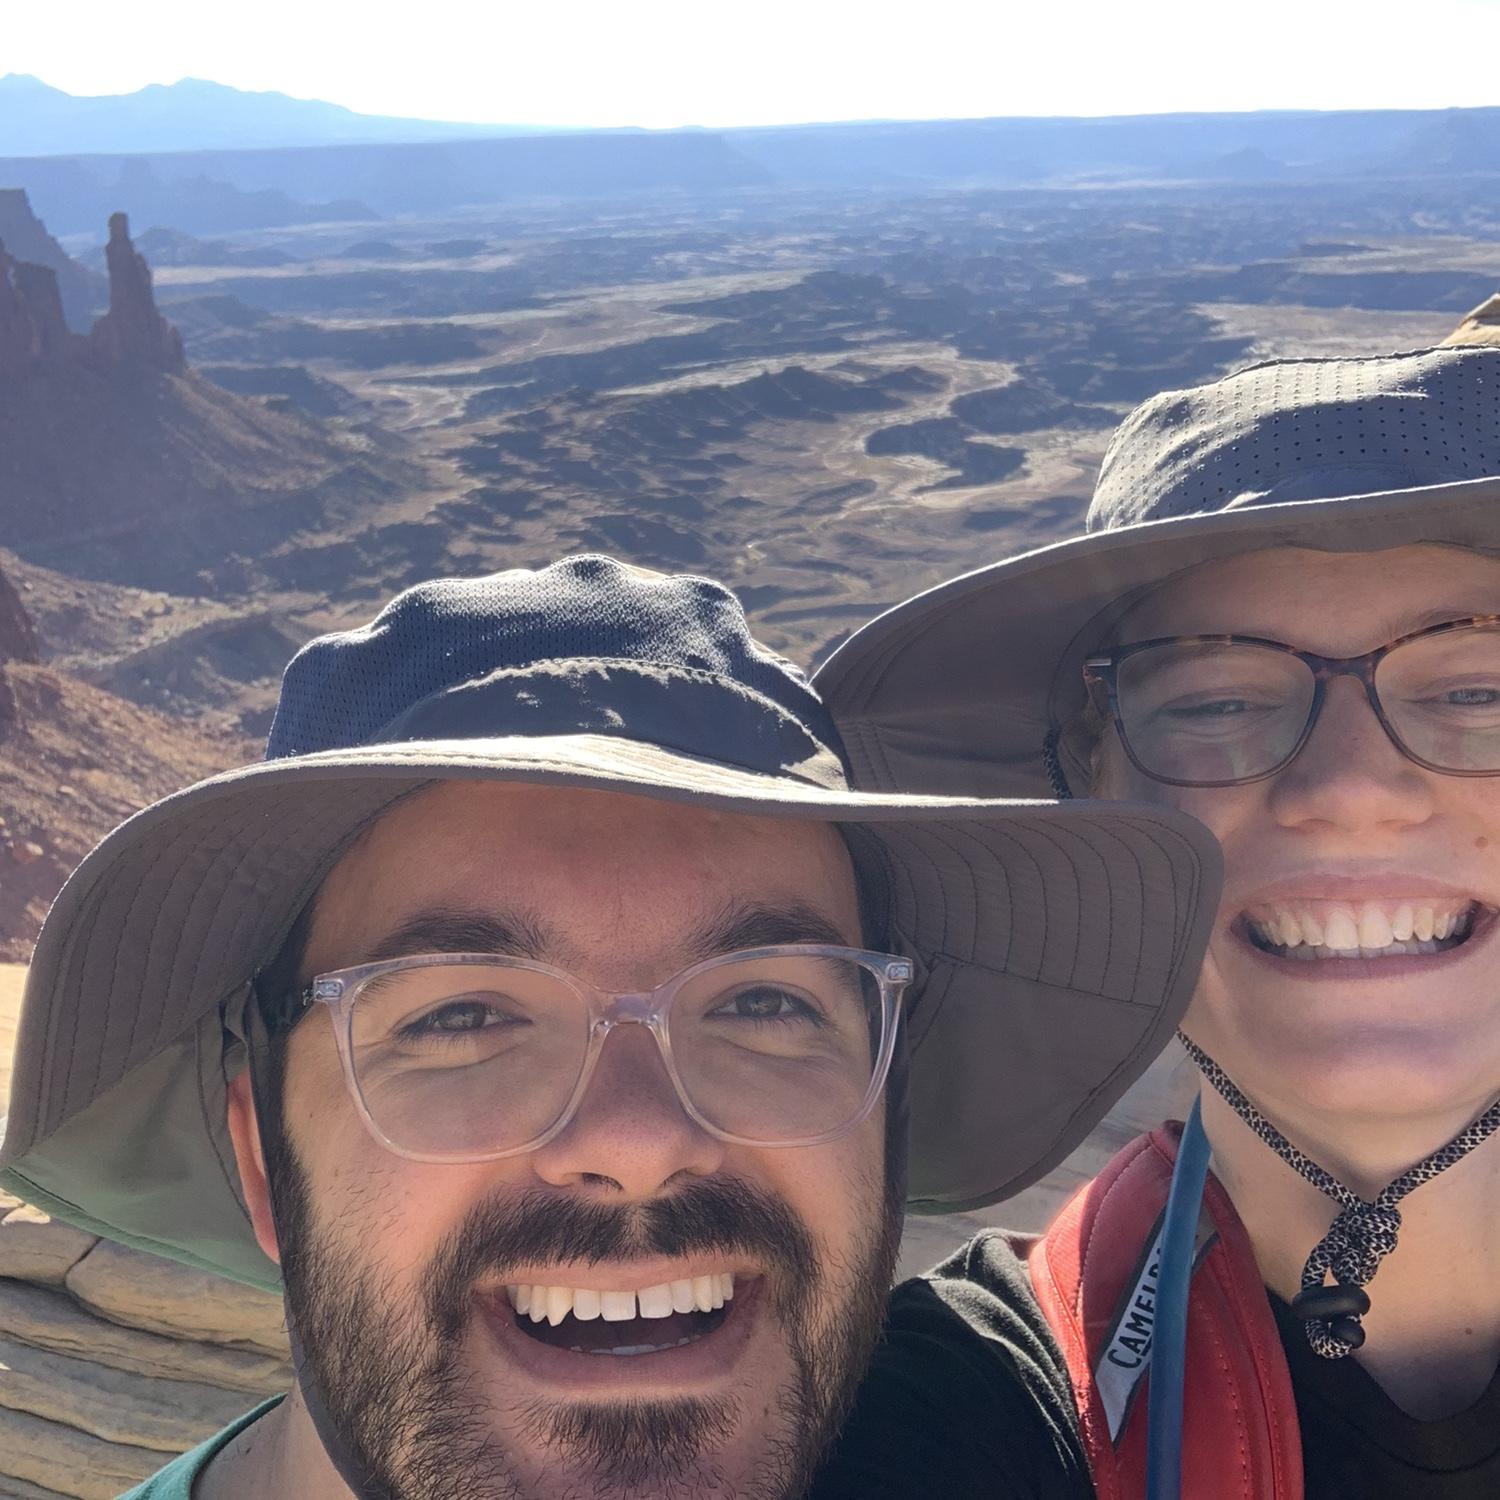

{"left": 0, "top": 1192, "right": 290, "bottom": 1499}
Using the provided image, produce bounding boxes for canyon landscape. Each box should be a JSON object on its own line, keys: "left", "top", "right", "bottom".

{"left": 1, "top": 101, "right": 1497, "bottom": 1494}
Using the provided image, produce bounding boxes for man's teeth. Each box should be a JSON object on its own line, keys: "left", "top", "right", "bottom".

{"left": 1246, "top": 901, "right": 1476, "bottom": 958}
{"left": 506, "top": 1273, "right": 736, "bottom": 1325}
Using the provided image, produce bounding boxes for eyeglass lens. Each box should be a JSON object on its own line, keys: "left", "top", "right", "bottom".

{"left": 1112, "top": 624, "right": 1500, "bottom": 785}
{"left": 343, "top": 952, "right": 886, "bottom": 1157}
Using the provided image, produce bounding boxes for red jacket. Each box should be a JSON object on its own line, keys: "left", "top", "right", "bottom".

{"left": 1029, "top": 1124, "right": 1304, "bottom": 1500}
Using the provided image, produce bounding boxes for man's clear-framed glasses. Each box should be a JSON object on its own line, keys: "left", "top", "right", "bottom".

{"left": 1083, "top": 616, "right": 1500, "bottom": 789}
{"left": 295, "top": 945, "right": 914, "bottom": 1163}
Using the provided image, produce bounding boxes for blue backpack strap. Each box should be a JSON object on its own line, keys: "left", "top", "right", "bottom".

{"left": 1145, "top": 1096, "right": 1212, "bottom": 1500}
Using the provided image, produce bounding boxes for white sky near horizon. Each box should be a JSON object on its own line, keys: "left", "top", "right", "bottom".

{"left": 8, "top": 0, "right": 1500, "bottom": 130}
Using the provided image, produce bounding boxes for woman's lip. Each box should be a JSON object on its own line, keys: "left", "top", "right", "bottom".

{"left": 474, "top": 1275, "right": 764, "bottom": 1392}
{"left": 1228, "top": 905, "right": 1497, "bottom": 980}
{"left": 1230, "top": 872, "right": 1492, "bottom": 907}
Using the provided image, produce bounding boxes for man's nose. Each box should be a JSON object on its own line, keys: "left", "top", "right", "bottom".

{"left": 528, "top": 1023, "right": 726, "bottom": 1199}
{"left": 1267, "top": 675, "right": 1437, "bottom": 832}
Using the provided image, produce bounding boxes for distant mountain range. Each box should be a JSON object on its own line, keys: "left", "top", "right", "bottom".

{"left": 4, "top": 82, "right": 1500, "bottom": 238}
{"left": 0, "top": 74, "right": 541, "bottom": 156}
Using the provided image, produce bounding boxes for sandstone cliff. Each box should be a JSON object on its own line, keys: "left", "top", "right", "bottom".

{"left": 1443, "top": 292, "right": 1500, "bottom": 347}
{"left": 88, "top": 214, "right": 184, "bottom": 371}
{"left": 0, "top": 566, "right": 38, "bottom": 745}
{"left": 0, "top": 1183, "right": 290, "bottom": 1499}
{"left": 0, "top": 561, "right": 251, "bottom": 958}
{"left": 0, "top": 567, "right": 38, "bottom": 665}
{"left": 0, "top": 212, "right": 184, "bottom": 374}
{"left": 0, "top": 210, "right": 416, "bottom": 593}
{"left": 0, "top": 189, "right": 100, "bottom": 330}
{"left": 0, "top": 657, "right": 250, "bottom": 959}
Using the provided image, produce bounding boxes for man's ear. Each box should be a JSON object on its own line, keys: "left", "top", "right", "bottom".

{"left": 226, "top": 1070, "right": 281, "bottom": 1266}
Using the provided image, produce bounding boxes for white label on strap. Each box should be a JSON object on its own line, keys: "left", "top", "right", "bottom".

{"left": 1093, "top": 1207, "right": 1217, "bottom": 1442}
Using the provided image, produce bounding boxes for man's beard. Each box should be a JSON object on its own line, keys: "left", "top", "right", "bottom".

{"left": 267, "top": 1142, "right": 901, "bottom": 1500}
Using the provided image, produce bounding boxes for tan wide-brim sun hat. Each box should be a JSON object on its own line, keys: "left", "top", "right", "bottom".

{"left": 817, "top": 346, "right": 1500, "bottom": 801}
{"left": 0, "top": 557, "right": 1220, "bottom": 1290}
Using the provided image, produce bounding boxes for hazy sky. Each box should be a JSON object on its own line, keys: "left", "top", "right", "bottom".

{"left": 13, "top": 0, "right": 1500, "bottom": 129}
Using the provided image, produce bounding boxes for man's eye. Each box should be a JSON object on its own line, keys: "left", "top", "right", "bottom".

{"left": 404, "top": 996, "right": 515, "bottom": 1037}
{"left": 709, "top": 985, "right": 817, "bottom": 1023}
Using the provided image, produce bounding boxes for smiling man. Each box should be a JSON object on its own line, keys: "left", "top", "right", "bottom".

{"left": 220, "top": 780, "right": 896, "bottom": 1499}
{"left": 0, "top": 556, "right": 1217, "bottom": 1500}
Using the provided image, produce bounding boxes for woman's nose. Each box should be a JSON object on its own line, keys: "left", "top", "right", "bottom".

{"left": 1267, "top": 675, "right": 1437, "bottom": 833}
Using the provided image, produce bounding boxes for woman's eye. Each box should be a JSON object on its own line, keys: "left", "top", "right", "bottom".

{"left": 1440, "top": 686, "right": 1500, "bottom": 706}
{"left": 1163, "top": 696, "right": 1262, "bottom": 720}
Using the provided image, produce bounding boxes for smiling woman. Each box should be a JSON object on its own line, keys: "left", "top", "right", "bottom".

{"left": 818, "top": 346, "right": 1500, "bottom": 1500}
{"left": 1095, "top": 547, "right": 1500, "bottom": 1149}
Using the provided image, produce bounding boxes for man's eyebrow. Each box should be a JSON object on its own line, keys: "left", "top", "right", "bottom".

{"left": 683, "top": 899, "right": 856, "bottom": 960}
{"left": 362, "top": 908, "right": 553, "bottom": 965}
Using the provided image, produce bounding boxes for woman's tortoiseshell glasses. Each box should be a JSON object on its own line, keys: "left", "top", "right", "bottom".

{"left": 1083, "top": 617, "right": 1500, "bottom": 788}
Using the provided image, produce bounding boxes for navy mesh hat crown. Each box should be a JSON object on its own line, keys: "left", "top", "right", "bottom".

{"left": 267, "top": 554, "right": 848, "bottom": 788}
{"left": 1092, "top": 345, "right": 1500, "bottom": 532}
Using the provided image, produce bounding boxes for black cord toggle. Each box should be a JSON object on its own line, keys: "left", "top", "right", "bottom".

{"left": 1178, "top": 1030, "right": 1500, "bottom": 1360}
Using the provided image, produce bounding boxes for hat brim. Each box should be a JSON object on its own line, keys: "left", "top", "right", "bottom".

{"left": 0, "top": 733, "right": 1218, "bottom": 1287}
{"left": 818, "top": 474, "right": 1500, "bottom": 800}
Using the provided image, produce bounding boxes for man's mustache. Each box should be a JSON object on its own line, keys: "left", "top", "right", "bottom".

{"left": 427, "top": 1176, "right": 819, "bottom": 1336}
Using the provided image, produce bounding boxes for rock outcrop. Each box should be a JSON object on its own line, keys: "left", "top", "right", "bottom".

{"left": 0, "top": 213, "right": 182, "bottom": 375}
{"left": 0, "top": 972, "right": 289, "bottom": 1497}
{"left": 12, "top": 261, "right": 68, "bottom": 360}
{"left": 0, "top": 1191, "right": 291, "bottom": 1498}
{"left": 0, "top": 566, "right": 37, "bottom": 741}
{"left": 88, "top": 214, "right": 184, "bottom": 372}
{"left": 0, "top": 660, "right": 251, "bottom": 959}
{"left": 0, "top": 245, "right": 67, "bottom": 372}
{"left": 1443, "top": 293, "right": 1500, "bottom": 348}
{"left": 0, "top": 189, "right": 101, "bottom": 331}
{"left": 0, "top": 203, "right": 415, "bottom": 593}
{"left": 0, "top": 567, "right": 38, "bottom": 665}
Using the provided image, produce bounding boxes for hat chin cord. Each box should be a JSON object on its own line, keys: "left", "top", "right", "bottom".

{"left": 1177, "top": 1031, "right": 1500, "bottom": 1358}
{"left": 1041, "top": 726, "right": 1074, "bottom": 800}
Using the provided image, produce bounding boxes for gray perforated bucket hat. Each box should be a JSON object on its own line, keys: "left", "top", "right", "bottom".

{"left": 0, "top": 556, "right": 1220, "bottom": 1289}
{"left": 818, "top": 346, "right": 1500, "bottom": 800}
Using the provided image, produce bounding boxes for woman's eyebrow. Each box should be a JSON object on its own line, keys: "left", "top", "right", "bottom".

{"left": 1396, "top": 605, "right": 1498, "bottom": 636}
{"left": 1124, "top": 607, "right": 1494, "bottom": 648}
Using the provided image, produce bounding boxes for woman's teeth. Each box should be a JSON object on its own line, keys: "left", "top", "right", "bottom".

{"left": 1245, "top": 901, "right": 1478, "bottom": 959}
{"left": 506, "top": 1274, "right": 735, "bottom": 1326}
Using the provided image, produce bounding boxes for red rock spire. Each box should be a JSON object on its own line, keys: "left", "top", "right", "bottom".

{"left": 88, "top": 212, "right": 185, "bottom": 371}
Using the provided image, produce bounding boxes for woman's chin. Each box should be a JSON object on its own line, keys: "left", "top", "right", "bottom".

{"left": 1186, "top": 968, "right": 1500, "bottom": 1129}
